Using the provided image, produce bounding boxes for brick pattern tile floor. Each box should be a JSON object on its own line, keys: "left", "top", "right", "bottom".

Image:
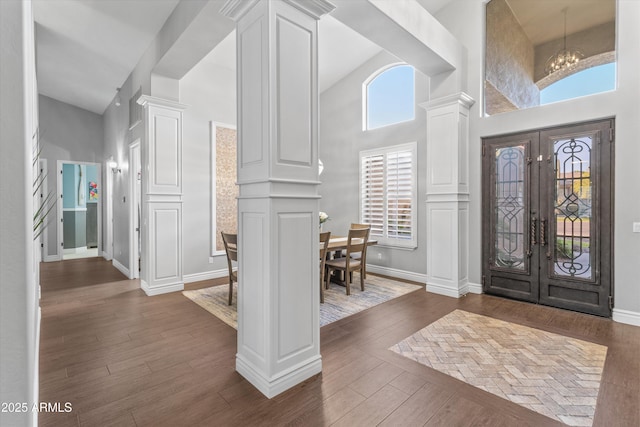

{"left": 389, "top": 310, "right": 608, "bottom": 426}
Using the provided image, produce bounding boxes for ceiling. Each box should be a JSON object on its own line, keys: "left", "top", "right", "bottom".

{"left": 183, "top": 15, "right": 385, "bottom": 95}
{"left": 33, "top": 0, "right": 616, "bottom": 115}
{"left": 34, "top": 0, "right": 181, "bottom": 114}
{"left": 506, "top": 0, "right": 616, "bottom": 46}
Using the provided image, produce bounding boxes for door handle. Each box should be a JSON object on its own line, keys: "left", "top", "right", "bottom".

{"left": 528, "top": 217, "right": 537, "bottom": 257}
{"left": 540, "top": 218, "right": 547, "bottom": 246}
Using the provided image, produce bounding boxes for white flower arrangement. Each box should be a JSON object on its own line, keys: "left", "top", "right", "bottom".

{"left": 319, "top": 211, "right": 329, "bottom": 224}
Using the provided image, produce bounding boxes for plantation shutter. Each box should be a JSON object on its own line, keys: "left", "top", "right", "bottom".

{"left": 386, "top": 149, "right": 413, "bottom": 240}
{"left": 360, "top": 153, "right": 385, "bottom": 236}
{"left": 360, "top": 143, "right": 416, "bottom": 248}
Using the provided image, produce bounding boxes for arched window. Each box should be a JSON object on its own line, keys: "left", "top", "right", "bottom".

{"left": 364, "top": 64, "right": 415, "bottom": 130}
{"left": 540, "top": 62, "right": 616, "bottom": 105}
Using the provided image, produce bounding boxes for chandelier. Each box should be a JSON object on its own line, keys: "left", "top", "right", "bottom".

{"left": 545, "top": 8, "right": 583, "bottom": 75}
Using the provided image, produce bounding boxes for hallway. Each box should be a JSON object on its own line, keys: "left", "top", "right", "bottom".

{"left": 38, "top": 259, "right": 639, "bottom": 426}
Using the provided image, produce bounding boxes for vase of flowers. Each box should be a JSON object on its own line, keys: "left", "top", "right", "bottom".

{"left": 319, "top": 211, "right": 329, "bottom": 231}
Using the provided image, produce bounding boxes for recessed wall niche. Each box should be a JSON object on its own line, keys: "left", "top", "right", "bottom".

{"left": 484, "top": 0, "right": 616, "bottom": 116}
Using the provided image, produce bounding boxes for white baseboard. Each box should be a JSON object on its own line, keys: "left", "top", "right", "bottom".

{"left": 612, "top": 308, "right": 640, "bottom": 327}
{"left": 141, "top": 279, "right": 184, "bottom": 296}
{"left": 468, "top": 282, "right": 483, "bottom": 294}
{"left": 365, "top": 264, "right": 427, "bottom": 284}
{"left": 183, "top": 268, "right": 228, "bottom": 284}
{"left": 112, "top": 258, "right": 130, "bottom": 278}
{"left": 44, "top": 254, "right": 61, "bottom": 262}
{"left": 426, "top": 282, "right": 464, "bottom": 298}
{"left": 236, "top": 354, "right": 322, "bottom": 399}
{"left": 102, "top": 251, "right": 112, "bottom": 261}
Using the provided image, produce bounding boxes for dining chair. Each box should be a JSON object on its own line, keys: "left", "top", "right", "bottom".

{"left": 319, "top": 231, "right": 331, "bottom": 303}
{"left": 221, "top": 232, "right": 238, "bottom": 305}
{"left": 348, "top": 223, "right": 370, "bottom": 279}
{"left": 325, "top": 227, "right": 369, "bottom": 295}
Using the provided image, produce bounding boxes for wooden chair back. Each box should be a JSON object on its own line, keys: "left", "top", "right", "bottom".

{"left": 319, "top": 231, "right": 331, "bottom": 303}
{"left": 345, "top": 227, "right": 369, "bottom": 260}
{"left": 221, "top": 232, "right": 238, "bottom": 305}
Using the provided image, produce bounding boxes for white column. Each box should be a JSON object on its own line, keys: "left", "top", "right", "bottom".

{"left": 420, "top": 93, "right": 475, "bottom": 298}
{"left": 220, "top": 0, "right": 334, "bottom": 398}
{"left": 137, "top": 96, "right": 186, "bottom": 296}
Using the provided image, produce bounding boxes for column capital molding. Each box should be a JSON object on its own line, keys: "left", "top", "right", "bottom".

{"left": 220, "top": 0, "right": 260, "bottom": 21}
{"left": 137, "top": 95, "right": 187, "bottom": 111}
{"left": 221, "top": 0, "right": 335, "bottom": 21}
{"left": 420, "top": 92, "right": 475, "bottom": 111}
{"left": 283, "top": 0, "right": 335, "bottom": 19}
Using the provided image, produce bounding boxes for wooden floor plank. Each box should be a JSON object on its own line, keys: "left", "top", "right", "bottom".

{"left": 38, "top": 258, "right": 640, "bottom": 426}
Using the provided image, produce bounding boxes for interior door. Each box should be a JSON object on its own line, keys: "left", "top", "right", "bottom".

{"left": 482, "top": 119, "right": 614, "bottom": 317}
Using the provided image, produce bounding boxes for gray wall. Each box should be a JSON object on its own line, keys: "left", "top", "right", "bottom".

{"left": 180, "top": 60, "right": 236, "bottom": 277}
{"left": 101, "top": 0, "right": 215, "bottom": 272}
{"left": 319, "top": 51, "right": 429, "bottom": 276}
{"left": 39, "top": 95, "right": 103, "bottom": 258}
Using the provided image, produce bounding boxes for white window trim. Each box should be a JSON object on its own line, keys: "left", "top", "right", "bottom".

{"left": 359, "top": 141, "right": 417, "bottom": 249}
{"left": 362, "top": 63, "right": 416, "bottom": 131}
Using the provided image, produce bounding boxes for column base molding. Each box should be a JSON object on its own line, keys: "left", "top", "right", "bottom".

{"left": 236, "top": 354, "right": 322, "bottom": 399}
{"left": 141, "top": 279, "right": 184, "bottom": 296}
{"left": 426, "top": 279, "right": 469, "bottom": 298}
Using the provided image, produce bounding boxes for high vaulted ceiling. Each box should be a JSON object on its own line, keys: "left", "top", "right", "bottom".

{"left": 507, "top": 0, "right": 616, "bottom": 46}
{"left": 34, "top": 0, "right": 181, "bottom": 114}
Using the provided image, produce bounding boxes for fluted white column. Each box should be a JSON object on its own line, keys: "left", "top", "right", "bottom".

{"left": 220, "top": 0, "right": 335, "bottom": 398}
{"left": 420, "top": 93, "right": 475, "bottom": 298}
{"left": 137, "top": 96, "right": 186, "bottom": 296}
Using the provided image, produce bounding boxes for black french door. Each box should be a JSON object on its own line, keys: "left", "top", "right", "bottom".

{"left": 482, "top": 119, "right": 614, "bottom": 317}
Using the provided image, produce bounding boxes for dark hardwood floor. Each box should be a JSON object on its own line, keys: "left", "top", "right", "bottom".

{"left": 39, "top": 258, "right": 640, "bottom": 426}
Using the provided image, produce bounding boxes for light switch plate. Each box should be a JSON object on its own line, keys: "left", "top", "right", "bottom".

{"left": 633, "top": 222, "right": 640, "bottom": 233}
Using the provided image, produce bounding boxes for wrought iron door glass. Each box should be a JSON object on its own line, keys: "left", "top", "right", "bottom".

{"left": 494, "top": 145, "right": 526, "bottom": 270}
{"left": 553, "top": 137, "right": 593, "bottom": 279}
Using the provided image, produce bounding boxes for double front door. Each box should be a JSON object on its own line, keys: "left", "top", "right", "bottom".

{"left": 482, "top": 120, "right": 614, "bottom": 317}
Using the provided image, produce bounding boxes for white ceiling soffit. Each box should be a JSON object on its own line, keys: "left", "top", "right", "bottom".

{"left": 199, "top": 15, "right": 383, "bottom": 94}
{"left": 414, "top": 0, "right": 456, "bottom": 16}
{"left": 318, "top": 15, "right": 384, "bottom": 93}
{"left": 506, "top": 0, "right": 616, "bottom": 46}
{"left": 34, "top": 0, "right": 180, "bottom": 114}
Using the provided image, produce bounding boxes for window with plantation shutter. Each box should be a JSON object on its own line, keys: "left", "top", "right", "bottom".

{"left": 360, "top": 142, "right": 417, "bottom": 248}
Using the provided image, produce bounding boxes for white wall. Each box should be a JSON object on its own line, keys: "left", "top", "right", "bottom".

{"left": 179, "top": 60, "right": 236, "bottom": 277}
{"left": 39, "top": 95, "right": 104, "bottom": 259}
{"left": 320, "top": 51, "right": 429, "bottom": 277}
{"left": 0, "top": 0, "right": 39, "bottom": 425}
{"left": 435, "top": 0, "right": 640, "bottom": 319}
{"left": 101, "top": 0, "right": 214, "bottom": 272}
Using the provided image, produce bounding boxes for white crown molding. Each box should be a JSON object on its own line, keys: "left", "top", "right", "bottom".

{"left": 136, "top": 95, "right": 187, "bottom": 111}
{"left": 284, "top": 0, "right": 336, "bottom": 19}
{"left": 219, "top": 0, "right": 261, "bottom": 21}
{"left": 420, "top": 92, "right": 476, "bottom": 111}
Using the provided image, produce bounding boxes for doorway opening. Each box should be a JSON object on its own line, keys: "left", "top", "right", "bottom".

{"left": 57, "top": 161, "right": 102, "bottom": 260}
{"left": 129, "top": 140, "right": 142, "bottom": 279}
{"left": 481, "top": 119, "right": 614, "bottom": 317}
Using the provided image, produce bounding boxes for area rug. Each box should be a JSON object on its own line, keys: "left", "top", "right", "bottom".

{"left": 182, "top": 273, "right": 421, "bottom": 329}
{"left": 389, "top": 310, "right": 607, "bottom": 426}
